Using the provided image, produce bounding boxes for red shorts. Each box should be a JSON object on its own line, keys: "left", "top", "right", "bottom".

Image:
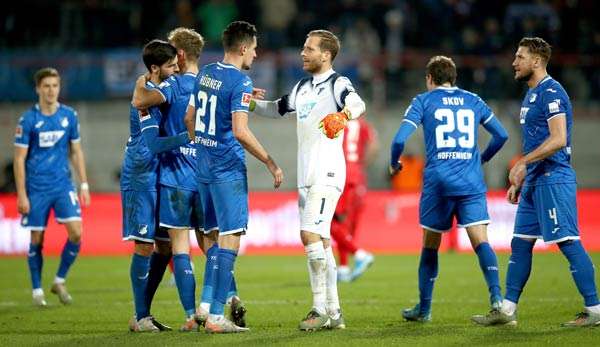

{"left": 334, "top": 182, "right": 367, "bottom": 235}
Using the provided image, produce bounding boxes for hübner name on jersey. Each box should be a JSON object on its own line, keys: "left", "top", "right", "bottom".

{"left": 179, "top": 146, "right": 196, "bottom": 156}
{"left": 195, "top": 135, "right": 217, "bottom": 147}
{"left": 437, "top": 151, "right": 473, "bottom": 160}
{"left": 199, "top": 75, "right": 222, "bottom": 91}
{"left": 442, "top": 97, "right": 464, "bottom": 106}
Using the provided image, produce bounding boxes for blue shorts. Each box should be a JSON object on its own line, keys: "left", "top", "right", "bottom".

{"left": 22, "top": 185, "right": 81, "bottom": 231}
{"left": 159, "top": 185, "right": 203, "bottom": 229}
{"left": 198, "top": 179, "right": 248, "bottom": 235}
{"left": 513, "top": 183, "right": 579, "bottom": 244}
{"left": 121, "top": 190, "right": 168, "bottom": 243}
{"left": 420, "top": 193, "right": 490, "bottom": 232}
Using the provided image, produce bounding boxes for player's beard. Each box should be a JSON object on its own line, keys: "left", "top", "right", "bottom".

{"left": 516, "top": 69, "right": 533, "bottom": 82}
{"left": 303, "top": 59, "right": 322, "bottom": 74}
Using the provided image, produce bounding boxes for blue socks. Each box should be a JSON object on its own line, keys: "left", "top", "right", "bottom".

{"left": 210, "top": 248, "right": 237, "bottom": 316}
{"left": 228, "top": 276, "right": 238, "bottom": 301}
{"left": 130, "top": 253, "right": 150, "bottom": 319}
{"left": 418, "top": 248, "right": 438, "bottom": 314}
{"left": 201, "top": 243, "right": 219, "bottom": 305}
{"left": 56, "top": 239, "right": 80, "bottom": 279}
{"left": 27, "top": 243, "right": 43, "bottom": 290}
{"left": 145, "top": 252, "right": 171, "bottom": 312}
{"left": 474, "top": 242, "right": 502, "bottom": 303}
{"left": 559, "top": 240, "right": 600, "bottom": 307}
{"left": 173, "top": 253, "right": 196, "bottom": 317}
{"left": 505, "top": 237, "right": 534, "bottom": 304}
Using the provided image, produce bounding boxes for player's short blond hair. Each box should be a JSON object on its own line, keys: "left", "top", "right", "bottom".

{"left": 307, "top": 30, "right": 341, "bottom": 61}
{"left": 168, "top": 27, "right": 205, "bottom": 60}
{"left": 426, "top": 56, "right": 457, "bottom": 86}
{"left": 34, "top": 67, "right": 60, "bottom": 86}
{"left": 519, "top": 37, "right": 552, "bottom": 64}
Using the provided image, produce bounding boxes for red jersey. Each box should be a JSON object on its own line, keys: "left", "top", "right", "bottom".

{"left": 343, "top": 118, "right": 376, "bottom": 185}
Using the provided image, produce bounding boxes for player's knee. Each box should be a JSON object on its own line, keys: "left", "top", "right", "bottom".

{"left": 155, "top": 240, "right": 172, "bottom": 256}
{"left": 134, "top": 242, "right": 154, "bottom": 256}
{"left": 30, "top": 231, "right": 44, "bottom": 245}
{"left": 511, "top": 237, "right": 535, "bottom": 252}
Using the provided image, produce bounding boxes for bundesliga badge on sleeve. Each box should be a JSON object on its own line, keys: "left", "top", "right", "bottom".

{"left": 319, "top": 112, "right": 348, "bottom": 139}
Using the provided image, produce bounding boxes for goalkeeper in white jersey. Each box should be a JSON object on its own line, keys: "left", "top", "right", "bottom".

{"left": 250, "top": 30, "right": 366, "bottom": 331}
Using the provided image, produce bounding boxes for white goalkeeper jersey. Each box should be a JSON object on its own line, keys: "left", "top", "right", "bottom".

{"left": 278, "top": 69, "right": 365, "bottom": 190}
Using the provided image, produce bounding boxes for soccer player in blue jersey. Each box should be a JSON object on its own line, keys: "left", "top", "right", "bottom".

{"left": 121, "top": 40, "right": 191, "bottom": 332}
{"left": 390, "top": 56, "right": 509, "bottom": 322}
{"left": 473, "top": 37, "right": 600, "bottom": 327}
{"left": 13, "top": 67, "right": 91, "bottom": 307}
{"left": 184, "top": 21, "right": 284, "bottom": 333}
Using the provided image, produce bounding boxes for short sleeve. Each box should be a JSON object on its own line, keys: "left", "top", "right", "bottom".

{"left": 230, "top": 76, "right": 253, "bottom": 114}
{"left": 139, "top": 107, "right": 160, "bottom": 132}
{"left": 477, "top": 98, "right": 495, "bottom": 125}
{"left": 541, "top": 88, "right": 569, "bottom": 121}
{"left": 69, "top": 111, "right": 81, "bottom": 143}
{"left": 155, "top": 76, "right": 176, "bottom": 104}
{"left": 402, "top": 97, "right": 424, "bottom": 128}
{"left": 14, "top": 114, "right": 31, "bottom": 148}
{"left": 333, "top": 76, "right": 356, "bottom": 108}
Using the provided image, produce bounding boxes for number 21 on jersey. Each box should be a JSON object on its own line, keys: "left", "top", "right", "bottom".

{"left": 195, "top": 90, "right": 217, "bottom": 135}
{"left": 434, "top": 108, "right": 474, "bottom": 149}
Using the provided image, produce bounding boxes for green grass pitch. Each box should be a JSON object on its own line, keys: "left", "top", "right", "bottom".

{"left": 1, "top": 253, "right": 599, "bottom": 346}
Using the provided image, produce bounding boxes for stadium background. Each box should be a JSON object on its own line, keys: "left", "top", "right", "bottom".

{"left": 1, "top": 0, "right": 599, "bottom": 255}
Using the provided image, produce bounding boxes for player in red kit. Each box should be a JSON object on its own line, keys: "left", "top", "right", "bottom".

{"left": 331, "top": 117, "right": 378, "bottom": 282}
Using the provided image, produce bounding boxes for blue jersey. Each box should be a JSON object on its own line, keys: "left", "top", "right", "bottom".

{"left": 120, "top": 92, "right": 163, "bottom": 192}
{"left": 519, "top": 76, "right": 576, "bottom": 186}
{"left": 14, "top": 103, "right": 80, "bottom": 192}
{"left": 191, "top": 62, "right": 253, "bottom": 183}
{"left": 403, "top": 87, "right": 495, "bottom": 196}
{"left": 155, "top": 73, "right": 198, "bottom": 191}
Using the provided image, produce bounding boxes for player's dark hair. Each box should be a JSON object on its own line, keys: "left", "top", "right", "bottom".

{"left": 142, "top": 39, "right": 178, "bottom": 71}
{"left": 168, "top": 27, "right": 205, "bottom": 60}
{"left": 519, "top": 37, "right": 552, "bottom": 64}
{"left": 307, "top": 30, "right": 341, "bottom": 61}
{"left": 222, "top": 21, "right": 257, "bottom": 52}
{"left": 426, "top": 56, "right": 457, "bottom": 86}
{"left": 34, "top": 67, "right": 60, "bottom": 86}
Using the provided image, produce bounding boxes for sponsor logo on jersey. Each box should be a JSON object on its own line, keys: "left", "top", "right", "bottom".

{"left": 138, "top": 110, "right": 151, "bottom": 122}
{"left": 61, "top": 117, "right": 69, "bottom": 128}
{"left": 298, "top": 102, "right": 316, "bottom": 120}
{"left": 519, "top": 107, "right": 529, "bottom": 124}
{"left": 548, "top": 99, "right": 560, "bottom": 114}
{"left": 35, "top": 121, "right": 44, "bottom": 129}
{"left": 15, "top": 125, "right": 23, "bottom": 138}
{"left": 39, "top": 130, "right": 65, "bottom": 147}
{"left": 529, "top": 93, "right": 537, "bottom": 103}
{"left": 241, "top": 93, "right": 252, "bottom": 107}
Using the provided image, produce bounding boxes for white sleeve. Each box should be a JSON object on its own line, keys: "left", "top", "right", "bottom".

{"left": 334, "top": 77, "right": 365, "bottom": 119}
{"left": 252, "top": 100, "right": 282, "bottom": 119}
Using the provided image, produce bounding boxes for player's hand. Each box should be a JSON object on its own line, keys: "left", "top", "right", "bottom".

{"left": 507, "top": 184, "right": 521, "bottom": 204}
{"left": 252, "top": 88, "right": 266, "bottom": 100}
{"left": 509, "top": 159, "right": 526, "bottom": 187}
{"left": 319, "top": 112, "right": 348, "bottom": 139}
{"left": 17, "top": 193, "right": 30, "bottom": 215}
{"left": 389, "top": 161, "right": 403, "bottom": 176}
{"left": 266, "top": 158, "right": 283, "bottom": 189}
{"left": 79, "top": 184, "right": 91, "bottom": 207}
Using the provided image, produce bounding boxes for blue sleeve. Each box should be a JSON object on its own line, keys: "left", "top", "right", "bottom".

{"left": 541, "top": 87, "right": 569, "bottom": 121}
{"left": 156, "top": 77, "right": 176, "bottom": 104}
{"left": 390, "top": 121, "right": 418, "bottom": 168}
{"left": 481, "top": 116, "right": 508, "bottom": 163}
{"left": 230, "top": 75, "right": 253, "bottom": 114}
{"left": 141, "top": 127, "right": 190, "bottom": 154}
{"left": 69, "top": 111, "right": 81, "bottom": 142}
{"left": 14, "top": 113, "right": 31, "bottom": 147}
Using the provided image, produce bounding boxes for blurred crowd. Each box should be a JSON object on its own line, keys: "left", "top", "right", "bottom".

{"left": 1, "top": 0, "right": 599, "bottom": 101}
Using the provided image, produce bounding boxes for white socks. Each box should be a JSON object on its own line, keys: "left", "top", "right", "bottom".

{"left": 305, "top": 241, "right": 327, "bottom": 315}
{"left": 586, "top": 304, "right": 600, "bottom": 315}
{"left": 325, "top": 246, "right": 341, "bottom": 319}
{"left": 32, "top": 288, "right": 44, "bottom": 296}
{"left": 355, "top": 249, "right": 369, "bottom": 261}
{"left": 53, "top": 276, "right": 65, "bottom": 285}
{"left": 501, "top": 299, "right": 517, "bottom": 315}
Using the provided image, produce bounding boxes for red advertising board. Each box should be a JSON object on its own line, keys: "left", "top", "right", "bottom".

{"left": 1, "top": 191, "right": 599, "bottom": 255}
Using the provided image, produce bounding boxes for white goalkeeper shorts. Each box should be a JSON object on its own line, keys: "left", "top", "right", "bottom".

{"left": 298, "top": 185, "right": 342, "bottom": 239}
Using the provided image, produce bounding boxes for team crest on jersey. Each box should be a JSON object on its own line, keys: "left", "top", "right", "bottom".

{"left": 529, "top": 93, "right": 537, "bottom": 103}
{"left": 241, "top": 93, "right": 252, "bottom": 107}
{"left": 519, "top": 107, "right": 529, "bottom": 124}
{"left": 297, "top": 102, "right": 316, "bottom": 120}
{"left": 15, "top": 125, "right": 23, "bottom": 138}
{"left": 138, "top": 110, "right": 151, "bottom": 122}
{"left": 61, "top": 117, "right": 69, "bottom": 128}
{"left": 39, "top": 130, "right": 65, "bottom": 147}
{"left": 35, "top": 121, "right": 44, "bottom": 129}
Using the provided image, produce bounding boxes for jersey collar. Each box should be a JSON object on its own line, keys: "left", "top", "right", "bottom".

{"left": 534, "top": 75, "right": 552, "bottom": 89}
{"left": 217, "top": 62, "right": 239, "bottom": 71}
{"left": 435, "top": 86, "right": 458, "bottom": 91}
{"left": 311, "top": 68, "right": 335, "bottom": 85}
